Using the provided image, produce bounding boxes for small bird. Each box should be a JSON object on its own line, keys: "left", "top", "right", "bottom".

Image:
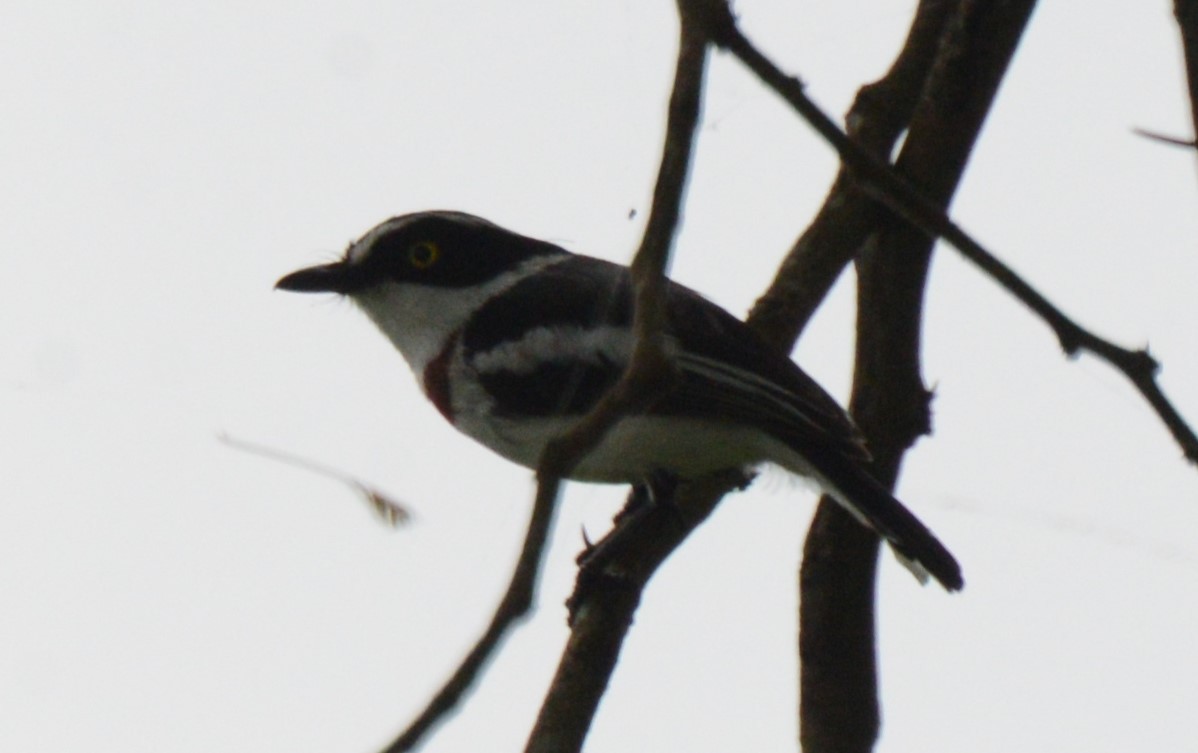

{"left": 277, "top": 211, "right": 963, "bottom": 591}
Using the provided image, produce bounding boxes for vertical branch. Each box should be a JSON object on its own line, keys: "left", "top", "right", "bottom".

{"left": 799, "top": 2, "right": 1038, "bottom": 752}
{"left": 1174, "top": 0, "right": 1198, "bottom": 144}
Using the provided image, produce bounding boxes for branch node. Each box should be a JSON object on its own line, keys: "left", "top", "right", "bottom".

{"left": 1131, "top": 347, "right": 1162, "bottom": 379}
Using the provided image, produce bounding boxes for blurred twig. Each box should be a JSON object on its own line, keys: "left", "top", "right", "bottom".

{"left": 1133, "top": 127, "right": 1198, "bottom": 148}
{"left": 218, "top": 433, "right": 411, "bottom": 526}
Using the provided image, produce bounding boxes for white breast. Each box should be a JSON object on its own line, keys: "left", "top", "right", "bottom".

{"left": 348, "top": 254, "right": 569, "bottom": 386}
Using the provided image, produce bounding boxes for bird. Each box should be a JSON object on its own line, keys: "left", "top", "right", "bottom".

{"left": 276, "top": 211, "right": 963, "bottom": 591}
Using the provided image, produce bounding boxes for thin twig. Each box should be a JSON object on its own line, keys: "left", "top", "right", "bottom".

{"left": 691, "top": 5, "right": 1198, "bottom": 464}
{"left": 1133, "top": 127, "right": 1197, "bottom": 148}
{"left": 218, "top": 432, "right": 411, "bottom": 526}
{"left": 380, "top": 479, "right": 561, "bottom": 752}
{"left": 381, "top": 7, "right": 707, "bottom": 752}
{"left": 523, "top": 8, "right": 709, "bottom": 752}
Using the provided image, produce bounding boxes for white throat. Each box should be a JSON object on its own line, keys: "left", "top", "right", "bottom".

{"left": 348, "top": 254, "right": 568, "bottom": 380}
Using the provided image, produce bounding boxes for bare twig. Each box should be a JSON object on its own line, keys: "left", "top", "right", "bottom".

{"left": 799, "top": 4, "right": 1039, "bottom": 750}
{"left": 524, "top": 9, "right": 709, "bottom": 752}
{"left": 691, "top": 3, "right": 1198, "bottom": 464}
{"left": 218, "top": 433, "right": 411, "bottom": 526}
{"left": 381, "top": 7, "right": 707, "bottom": 752}
{"left": 1133, "top": 127, "right": 1198, "bottom": 148}
{"left": 381, "top": 479, "right": 560, "bottom": 752}
{"left": 748, "top": 0, "right": 954, "bottom": 348}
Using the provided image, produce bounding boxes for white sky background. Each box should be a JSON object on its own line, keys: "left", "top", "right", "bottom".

{"left": 2, "top": 1, "right": 1196, "bottom": 751}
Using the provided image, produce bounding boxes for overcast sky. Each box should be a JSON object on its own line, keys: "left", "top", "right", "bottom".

{"left": 3, "top": 2, "right": 1197, "bottom": 752}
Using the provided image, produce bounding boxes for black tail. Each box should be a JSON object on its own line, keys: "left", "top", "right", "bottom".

{"left": 822, "top": 461, "right": 964, "bottom": 592}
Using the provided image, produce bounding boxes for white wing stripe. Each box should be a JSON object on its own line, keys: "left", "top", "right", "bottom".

{"left": 470, "top": 325, "right": 635, "bottom": 375}
{"left": 676, "top": 352, "right": 827, "bottom": 432}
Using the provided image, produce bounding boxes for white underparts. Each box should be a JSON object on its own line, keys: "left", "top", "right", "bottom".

{"left": 348, "top": 254, "right": 569, "bottom": 384}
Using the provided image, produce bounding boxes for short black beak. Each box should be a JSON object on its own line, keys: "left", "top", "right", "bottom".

{"left": 275, "top": 262, "right": 363, "bottom": 294}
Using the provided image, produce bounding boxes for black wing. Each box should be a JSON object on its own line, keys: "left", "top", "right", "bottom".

{"left": 462, "top": 255, "right": 866, "bottom": 463}
{"left": 462, "top": 255, "right": 963, "bottom": 590}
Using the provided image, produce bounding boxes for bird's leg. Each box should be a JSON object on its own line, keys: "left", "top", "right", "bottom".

{"left": 566, "top": 469, "right": 754, "bottom": 622}
{"left": 612, "top": 468, "right": 681, "bottom": 525}
{"left": 568, "top": 470, "right": 683, "bottom": 622}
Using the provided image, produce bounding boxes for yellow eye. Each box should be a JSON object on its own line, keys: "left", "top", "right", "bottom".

{"left": 407, "top": 240, "right": 440, "bottom": 269}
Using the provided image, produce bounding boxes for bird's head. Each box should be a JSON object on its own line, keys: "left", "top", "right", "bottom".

{"left": 276, "top": 210, "right": 566, "bottom": 295}
{"left": 276, "top": 210, "right": 569, "bottom": 373}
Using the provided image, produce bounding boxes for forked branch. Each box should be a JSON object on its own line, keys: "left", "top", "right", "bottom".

{"left": 691, "top": 2, "right": 1198, "bottom": 463}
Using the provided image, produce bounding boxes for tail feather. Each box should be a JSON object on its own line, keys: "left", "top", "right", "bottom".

{"left": 821, "top": 463, "right": 964, "bottom": 592}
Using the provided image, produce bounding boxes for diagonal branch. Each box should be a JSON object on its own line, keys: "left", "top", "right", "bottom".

{"left": 692, "top": 2, "right": 1198, "bottom": 465}
{"left": 748, "top": 0, "right": 956, "bottom": 348}
{"left": 380, "top": 479, "right": 561, "bottom": 752}
{"left": 524, "top": 9, "right": 709, "bottom": 752}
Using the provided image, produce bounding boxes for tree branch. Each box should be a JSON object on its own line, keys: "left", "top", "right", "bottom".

{"left": 381, "top": 10, "right": 706, "bottom": 749}
{"left": 380, "top": 479, "right": 561, "bottom": 752}
{"left": 748, "top": 0, "right": 956, "bottom": 348}
{"left": 1174, "top": 0, "right": 1198, "bottom": 147}
{"left": 801, "top": 4, "right": 1038, "bottom": 750}
{"left": 1133, "top": 127, "right": 1198, "bottom": 149}
{"left": 695, "top": 2, "right": 1198, "bottom": 464}
{"left": 524, "top": 9, "right": 709, "bottom": 751}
